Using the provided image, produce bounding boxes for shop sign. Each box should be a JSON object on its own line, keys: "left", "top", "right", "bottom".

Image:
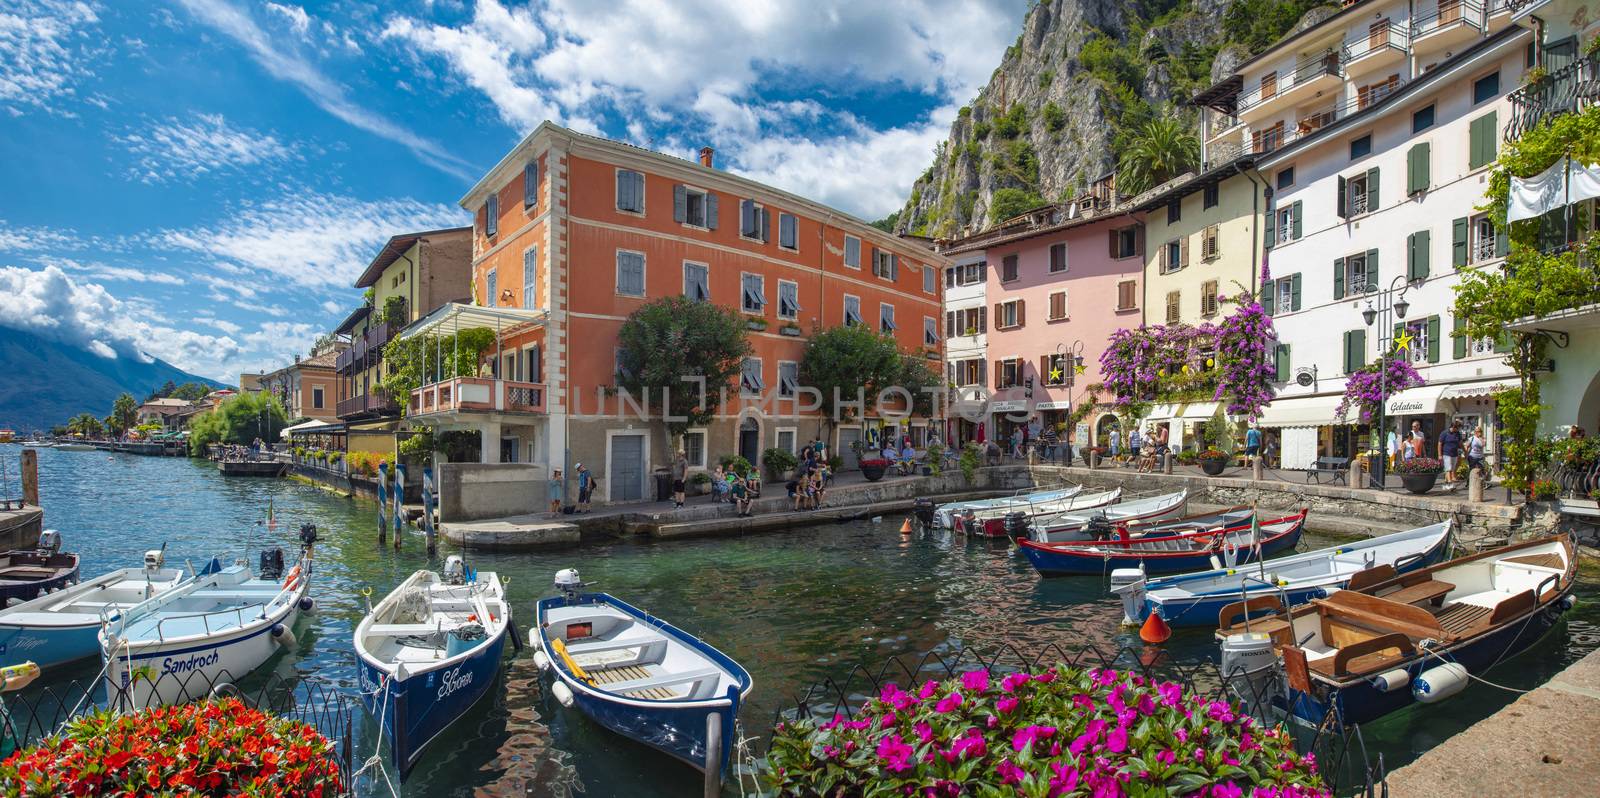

{"left": 1035, "top": 401, "right": 1071, "bottom": 410}
{"left": 1387, "top": 398, "right": 1428, "bottom": 415}
{"left": 990, "top": 400, "right": 1028, "bottom": 413}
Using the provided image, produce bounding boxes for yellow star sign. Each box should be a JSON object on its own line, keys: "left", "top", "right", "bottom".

{"left": 1074, "top": 362, "right": 1087, "bottom": 375}
{"left": 1394, "top": 329, "right": 1416, "bottom": 352}
{"left": 1050, "top": 367, "right": 1064, "bottom": 382}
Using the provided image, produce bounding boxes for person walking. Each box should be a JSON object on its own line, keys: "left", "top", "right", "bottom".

{"left": 1245, "top": 424, "right": 1262, "bottom": 465}
{"left": 1129, "top": 426, "right": 1143, "bottom": 463}
{"left": 671, "top": 449, "right": 689, "bottom": 509}
{"left": 1386, "top": 427, "right": 1401, "bottom": 470}
{"left": 576, "top": 463, "right": 595, "bottom": 513}
{"left": 548, "top": 469, "right": 564, "bottom": 516}
{"left": 1439, "top": 420, "right": 1464, "bottom": 489}
{"left": 1040, "top": 424, "right": 1059, "bottom": 463}
{"left": 1467, "top": 426, "right": 1488, "bottom": 481}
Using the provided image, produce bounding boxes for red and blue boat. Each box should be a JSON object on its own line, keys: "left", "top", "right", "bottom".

{"left": 1017, "top": 508, "right": 1308, "bottom": 577}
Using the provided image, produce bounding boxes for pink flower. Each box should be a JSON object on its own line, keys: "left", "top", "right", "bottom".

{"left": 1106, "top": 724, "right": 1128, "bottom": 754}
{"left": 881, "top": 682, "right": 914, "bottom": 711}
{"left": 996, "top": 696, "right": 1019, "bottom": 714}
{"left": 1012, "top": 724, "right": 1057, "bottom": 753}
{"left": 1212, "top": 781, "right": 1243, "bottom": 798}
{"left": 1137, "top": 694, "right": 1157, "bottom": 716}
{"left": 951, "top": 729, "right": 987, "bottom": 760}
{"left": 1070, "top": 719, "right": 1105, "bottom": 756}
{"left": 1001, "top": 672, "right": 1031, "bottom": 693}
{"left": 960, "top": 669, "right": 990, "bottom": 694}
{"left": 1158, "top": 681, "right": 1183, "bottom": 707}
{"left": 876, "top": 733, "right": 914, "bottom": 773}
{"left": 995, "top": 759, "right": 1025, "bottom": 785}
{"left": 918, "top": 680, "right": 939, "bottom": 700}
{"left": 1093, "top": 669, "right": 1119, "bottom": 687}
{"left": 913, "top": 721, "right": 934, "bottom": 744}
{"left": 934, "top": 690, "right": 963, "bottom": 714}
{"left": 1155, "top": 748, "right": 1176, "bottom": 765}
{"left": 1048, "top": 760, "right": 1080, "bottom": 796}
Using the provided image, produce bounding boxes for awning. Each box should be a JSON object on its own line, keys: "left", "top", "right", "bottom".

{"left": 1145, "top": 401, "right": 1221, "bottom": 421}
{"left": 396, "top": 302, "right": 548, "bottom": 341}
{"left": 1385, "top": 385, "right": 1450, "bottom": 416}
{"left": 1256, "top": 394, "right": 1346, "bottom": 429}
{"left": 1439, "top": 378, "right": 1518, "bottom": 401}
{"left": 1507, "top": 302, "right": 1600, "bottom": 334}
{"left": 282, "top": 420, "right": 344, "bottom": 440}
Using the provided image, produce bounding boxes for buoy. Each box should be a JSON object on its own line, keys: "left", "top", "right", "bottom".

{"left": 532, "top": 650, "right": 552, "bottom": 672}
{"left": 899, "top": 518, "right": 913, "bottom": 536}
{"left": 1139, "top": 611, "right": 1171, "bottom": 644}
{"left": 1372, "top": 668, "right": 1410, "bottom": 693}
{"left": 271, "top": 623, "right": 297, "bottom": 649}
{"left": 1413, "top": 662, "right": 1468, "bottom": 704}
{"left": 298, "top": 597, "right": 315, "bottom": 613}
{"left": 550, "top": 680, "right": 575, "bottom": 707}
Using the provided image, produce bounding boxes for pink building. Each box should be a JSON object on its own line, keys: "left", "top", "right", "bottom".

{"left": 943, "top": 206, "right": 1143, "bottom": 449}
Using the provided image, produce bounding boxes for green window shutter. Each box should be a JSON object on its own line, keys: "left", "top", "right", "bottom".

{"left": 1353, "top": 329, "right": 1366, "bottom": 369}
{"left": 1275, "top": 343, "right": 1291, "bottom": 380}
{"left": 1394, "top": 322, "right": 1404, "bottom": 355}
{"left": 1408, "top": 230, "right": 1431, "bottom": 281}
{"left": 1290, "top": 273, "right": 1302, "bottom": 311}
{"left": 1291, "top": 201, "right": 1303, "bottom": 239}
{"left": 1427, "top": 316, "right": 1441, "bottom": 363}
{"left": 1452, "top": 217, "right": 1469, "bottom": 266}
{"left": 1453, "top": 315, "right": 1467, "bottom": 359}
{"left": 1337, "top": 175, "right": 1348, "bottom": 219}
{"left": 1264, "top": 208, "right": 1277, "bottom": 249}
{"left": 1366, "top": 249, "right": 1379, "bottom": 288}
{"left": 1333, "top": 257, "right": 1345, "bottom": 300}
{"left": 1408, "top": 143, "right": 1431, "bottom": 194}
{"left": 1342, "top": 331, "right": 1353, "bottom": 373}
{"left": 1261, "top": 282, "right": 1276, "bottom": 315}
{"left": 1365, "top": 167, "right": 1380, "bottom": 212}
{"left": 1469, "top": 113, "right": 1499, "bottom": 169}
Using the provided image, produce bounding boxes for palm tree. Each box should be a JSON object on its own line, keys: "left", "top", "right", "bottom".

{"left": 1116, "top": 114, "right": 1201, "bottom": 196}
{"left": 111, "top": 392, "right": 138, "bottom": 435}
{"left": 66, "top": 413, "right": 102, "bottom": 438}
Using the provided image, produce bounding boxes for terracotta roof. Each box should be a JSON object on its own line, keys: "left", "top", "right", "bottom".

{"left": 353, "top": 227, "right": 471, "bottom": 289}
{"left": 301, "top": 349, "right": 340, "bottom": 369}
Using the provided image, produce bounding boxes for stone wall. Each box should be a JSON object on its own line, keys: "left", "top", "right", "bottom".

{"left": 438, "top": 463, "right": 548, "bottom": 522}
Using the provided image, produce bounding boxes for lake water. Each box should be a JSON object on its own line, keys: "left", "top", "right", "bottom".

{"left": 11, "top": 444, "right": 1599, "bottom": 796}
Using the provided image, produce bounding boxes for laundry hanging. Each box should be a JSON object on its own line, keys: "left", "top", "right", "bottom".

{"left": 1507, "top": 156, "right": 1600, "bottom": 223}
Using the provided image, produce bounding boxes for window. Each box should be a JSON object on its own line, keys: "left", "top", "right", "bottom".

{"left": 778, "top": 212, "right": 798, "bottom": 249}
{"left": 873, "top": 249, "right": 899, "bottom": 281}
{"left": 922, "top": 265, "right": 937, "bottom": 293}
{"left": 776, "top": 427, "right": 797, "bottom": 453}
{"left": 683, "top": 261, "right": 710, "bottom": 301}
{"left": 997, "top": 299, "right": 1023, "bottom": 329}
{"left": 1276, "top": 167, "right": 1295, "bottom": 189}
{"left": 1470, "top": 214, "right": 1498, "bottom": 263}
{"left": 1253, "top": 121, "right": 1285, "bottom": 153}
{"left": 1357, "top": 74, "right": 1400, "bottom": 110}
{"left": 1165, "top": 291, "right": 1180, "bottom": 324}
{"left": 879, "top": 303, "right": 896, "bottom": 333}
{"left": 486, "top": 268, "right": 497, "bottom": 307}
{"left": 1401, "top": 317, "right": 1441, "bottom": 364}
{"left": 997, "top": 358, "right": 1022, "bottom": 389}
{"left": 1160, "top": 237, "right": 1187, "bottom": 273}
{"left": 1468, "top": 112, "right": 1498, "bottom": 169}
{"left": 741, "top": 273, "right": 765, "bottom": 313}
{"left": 777, "top": 362, "right": 799, "bottom": 399}
{"left": 777, "top": 279, "right": 800, "bottom": 319}
{"left": 1201, "top": 224, "right": 1220, "bottom": 260}
{"left": 1204, "top": 183, "right": 1219, "bottom": 209}
{"left": 1110, "top": 225, "right": 1140, "bottom": 259}
{"left": 1048, "top": 243, "right": 1068, "bottom": 273}
{"left": 1042, "top": 353, "right": 1070, "bottom": 386}
{"left": 1260, "top": 71, "right": 1277, "bottom": 100}
{"left": 843, "top": 235, "right": 861, "bottom": 269}
{"left": 1413, "top": 104, "right": 1435, "bottom": 133}
{"left": 963, "top": 261, "right": 985, "bottom": 284}
{"left": 739, "top": 199, "right": 768, "bottom": 240}
{"left": 948, "top": 306, "right": 985, "bottom": 336}
{"left": 1116, "top": 280, "right": 1137, "bottom": 310}
{"left": 616, "top": 170, "right": 645, "bottom": 213}
{"left": 616, "top": 250, "right": 645, "bottom": 296}
{"left": 615, "top": 347, "right": 630, "bottom": 382}
{"left": 522, "top": 246, "right": 538, "bottom": 308}
{"left": 1341, "top": 169, "right": 1378, "bottom": 217}
{"left": 1200, "top": 280, "right": 1219, "bottom": 316}
{"left": 523, "top": 161, "right": 539, "bottom": 208}
{"left": 682, "top": 430, "right": 707, "bottom": 468}
{"left": 675, "top": 185, "right": 712, "bottom": 228}
{"left": 312, "top": 387, "right": 324, "bottom": 409}
{"left": 485, "top": 194, "right": 498, "bottom": 238}
{"left": 740, "top": 358, "right": 764, "bottom": 395}
{"left": 1349, "top": 134, "right": 1372, "bottom": 159}
{"left": 1276, "top": 277, "right": 1293, "bottom": 314}
{"left": 1048, "top": 290, "right": 1068, "bottom": 321}
{"left": 924, "top": 316, "right": 939, "bottom": 345}
{"left": 843, "top": 295, "right": 862, "bottom": 326}
{"left": 955, "top": 358, "right": 985, "bottom": 387}
{"left": 1167, "top": 200, "right": 1181, "bottom": 224}
{"left": 1473, "top": 71, "right": 1499, "bottom": 104}
{"left": 1001, "top": 254, "right": 1019, "bottom": 281}
{"left": 1341, "top": 251, "right": 1372, "bottom": 297}
{"left": 1272, "top": 203, "right": 1299, "bottom": 245}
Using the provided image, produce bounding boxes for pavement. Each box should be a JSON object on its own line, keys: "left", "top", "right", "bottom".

{"left": 1384, "top": 646, "right": 1600, "bottom": 797}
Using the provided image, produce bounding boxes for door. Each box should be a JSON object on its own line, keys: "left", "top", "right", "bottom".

{"left": 738, "top": 418, "right": 760, "bottom": 466}
{"left": 500, "top": 437, "right": 517, "bottom": 463}
{"left": 838, "top": 427, "right": 862, "bottom": 470}
{"left": 609, "top": 434, "right": 645, "bottom": 502}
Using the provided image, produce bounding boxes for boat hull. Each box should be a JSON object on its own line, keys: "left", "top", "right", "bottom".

{"left": 358, "top": 627, "right": 509, "bottom": 777}
{"left": 0, "top": 552, "right": 80, "bottom": 605}
{"left": 1020, "top": 516, "right": 1303, "bottom": 577}
{"left": 0, "top": 620, "right": 99, "bottom": 669}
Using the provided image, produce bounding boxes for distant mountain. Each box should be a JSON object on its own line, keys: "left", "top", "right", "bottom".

{"left": 0, "top": 326, "right": 223, "bottom": 432}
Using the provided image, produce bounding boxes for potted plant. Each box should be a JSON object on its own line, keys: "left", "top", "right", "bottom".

{"left": 746, "top": 317, "right": 769, "bottom": 331}
{"left": 1197, "top": 448, "right": 1229, "bottom": 476}
{"left": 1079, "top": 446, "right": 1104, "bottom": 466}
{"left": 778, "top": 322, "right": 802, "bottom": 337}
{"left": 1395, "top": 456, "right": 1443, "bottom": 494}
{"left": 925, "top": 442, "right": 945, "bottom": 476}
{"left": 762, "top": 446, "right": 799, "bottom": 481}
{"left": 859, "top": 457, "right": 890, "bottom": 482}
{"left": 1176, "top": 449, "right": 1199, "bottom": 466}
{"left": 689, "top": 471, "right": 712, "bottom": 495}
{"left": 1529, "top": 478, "right": 1560, "bottom": 501}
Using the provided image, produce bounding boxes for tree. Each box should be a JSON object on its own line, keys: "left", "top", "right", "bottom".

{"left": 1115, "top": 113, "right": 1200, "bottom": 196}
{"left": 188, "top": 392, "right": 288, "bottom": 455}
{"left": 799, "top": 325, "right": 909, "bottom": 441}
{"left": 988, "top": 188, "right": 1048, "bottom": 223}
{"left": 871, "top": 211, "right": 900, "bottom": 233}
{"left": 156, "top": 380, "right": 178, "bottom": 399}
{"left": 66, "top": 413, "right": 103, "bottom": 438}
{"left": 171, "top": 382, "right": 213, "bottom": 401}
{"left": 615, "top": 296, "right": 752, "bottom": 444}
{"left": 380, "top": 328, "right": 498, "bottom": 415}
{"left": 899, "top": 356, "right": 945, "bottom": 419}
{"left": 110, "top": 393, "right": 138, "bottom": 436}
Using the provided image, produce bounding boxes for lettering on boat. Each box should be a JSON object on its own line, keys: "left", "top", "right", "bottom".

{"left": 0, "top": 635, "right": 46, "bottom": 654}
{"left": 161, "top": 650, "right": 220, "bottom": 676}
{"left": 438, "top": 664, "right": 473, "bottom": 699}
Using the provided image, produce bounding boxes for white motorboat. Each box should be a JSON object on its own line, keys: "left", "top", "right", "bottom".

{"left": 0, "top": 548, "right": 187, "bottom": 668}
{"left": 932, "top": 485, "right": 1082, "bottom": 528}
{"left": 1028, "top": 489, "right": 1189, "bottom": 543}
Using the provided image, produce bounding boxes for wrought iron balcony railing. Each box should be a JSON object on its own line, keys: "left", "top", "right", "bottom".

{"left": 1505, "top": 52, "right": 1600, "bottom": 142}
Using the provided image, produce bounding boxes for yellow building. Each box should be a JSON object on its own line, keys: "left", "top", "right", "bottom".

{"left": 1135, "top": 166, "right": 1264, "bottom": 328}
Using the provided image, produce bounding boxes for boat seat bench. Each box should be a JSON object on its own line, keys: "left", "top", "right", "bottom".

{"left": 1375, "top": 579, "right": 1454, "bottom": 607}
{"left": 367, "top": 622, "right": 469, "bottom": 637}
{"left": 563, "top": 634, "right": 668, "bottom": 656}
{"left": 598, "top": 667, "right": 724, "bottom": 699}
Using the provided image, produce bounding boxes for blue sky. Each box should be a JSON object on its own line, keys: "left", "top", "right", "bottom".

{"left": 0, "top": 0, "right": 1026, "bottom": 382}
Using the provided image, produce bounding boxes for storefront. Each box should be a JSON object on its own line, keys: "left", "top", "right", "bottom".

{"left": 1035, "top": 400, "right": 1070, "bottom": 439}
{"left": 1254, "top": 394, "right": 1347, "bottom": 470}
{"left": 990, "top": 399, "right": 1029, "bottom": 448}
{"left": 1141, "top": 401, "right": 1224, "bottom": 452}
{"left": 1386, "top": 378, "right": 1512, "bottom": 461}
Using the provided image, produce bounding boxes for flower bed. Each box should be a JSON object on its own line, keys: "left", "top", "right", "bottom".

{"left": 0, "top": 697, "right": 344, "bottom": 796}
{"left": 767, "top": 665, "right": 1329, "bottom": 797}
{"left": 1394, "top": 457, "right": 1441, "bottom": 475}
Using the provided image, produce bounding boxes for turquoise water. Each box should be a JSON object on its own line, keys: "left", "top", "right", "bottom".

{"left": 8, "top": 444, "right": 1598, "bottom": 796}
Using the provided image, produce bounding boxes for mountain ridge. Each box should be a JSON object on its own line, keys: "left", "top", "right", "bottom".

{"left": 0, "top": 326, "right": 223, "bottom": 431}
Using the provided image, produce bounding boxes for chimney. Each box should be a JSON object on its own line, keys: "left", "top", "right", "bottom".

{"left": 698, "top": 146, "right": 714, "bottom": 168}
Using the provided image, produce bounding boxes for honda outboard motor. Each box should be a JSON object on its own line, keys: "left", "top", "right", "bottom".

{"left": 444, "top": 555, "right": 467, "bottom": 585}
{"left": 258, "top": 546, "right": 286, "bottom": 580}
{"left": 298, "top": 523, "right": 319, "bottom": 547}
{"left": 554, "top": 568, "right": 584, "bottom": 603}
{"left": 1085, "top": 515, "right": 1114, "bottom": 540}
{"left": 912, "top": 498, "right": 936, "bottom": 527}
{"left": 1003, "top": 511, "right": 1029, "bottom": 538}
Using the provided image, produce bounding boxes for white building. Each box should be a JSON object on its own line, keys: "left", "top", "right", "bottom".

{"left": 943, "top": 251, "right": 988, "bottom": 445}
{"left": 1194, "top": 0, "right": 1528, "bottom": 468}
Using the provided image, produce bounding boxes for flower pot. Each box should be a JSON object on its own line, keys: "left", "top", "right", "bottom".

{"left": 746, "top": 320, "right": 768, "bottom": 331}
{"left": 860, "top": 464, "right": 886, "bottom": 482}
{"left": 1199, "top": 459, "right": 1226, "bottom": 476}
{"left": 778, "top": 326, "right": 801, "bottom": 337}
{"left": 1400, "top": 472, "right": 1439, "bottom": 494}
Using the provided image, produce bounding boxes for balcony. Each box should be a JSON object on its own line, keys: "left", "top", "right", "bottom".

{"left": 410, "top": 378, "right": 547, "bottom": 417}
{"left": 1505, "top": 52, "right": 1600, "bottom": 142}
{"left": 336, "top": 391, "right": 398, "bottom": 420}
{"left": 1236, "top": 53, "right": 1342, "bottom": 123}
{"left": 1342, "top": 24, "right": 1408, "bottom": 78}
{"left": 365, "top": 320, "right": 395, "bottom": 350}
{"left": 1246, "top": 76, "right": 1409, "bottom": 155}
{"left": 1410, "top": 1, "right": 1485, "bottom": 57}
{"left": 335, "top": 348, "right": 354, "bottom": 375}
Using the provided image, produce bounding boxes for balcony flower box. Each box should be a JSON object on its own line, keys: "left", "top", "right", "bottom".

{"left": 778, "top": 323, "right": 802, "bottom": 337}
{"left": 746, "top": 319, "right": 769, "bottom": 331}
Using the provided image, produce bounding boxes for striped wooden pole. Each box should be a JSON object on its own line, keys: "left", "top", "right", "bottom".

{"left": 422, "top": 466, "right": 437, "bottom": 557}
{"left": 376, "top": 462, "right": 389, "bottom": 544}
{"left": 394, "top": 463, "right": 406, "bottom": 550}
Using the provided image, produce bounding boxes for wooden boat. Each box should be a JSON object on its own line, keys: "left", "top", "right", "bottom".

{"left": 1028, "top": 489, "right": 1189, "bottom": 543}
{"left": 1019, "top": 508, "right": 1305, "bottom": 577}
{"left": 534, "top": 570, "right": 752, "bottom": 780}
{"left": 932, "top": 485, "right": 1082, "bottom": 528}
{"left": 0, "top": 549, "right": 187, "bottom": 668}
{"left": 101, "top": 528, "right": 316, "bottom": 708}
{"left": 0, "top": 532, "right": 81, "bottom": 607}
{"left": 962, "top": 488, "right": 1122, "bottom": 537}
{"left": 356, "top": 557, "right": 510, "bottom": 777}
{"left": 1217, "top": 535, "right": 1576, "bottom": 727}
{"left": 1130, "top": 520, "right": 1453, "bottom": 627}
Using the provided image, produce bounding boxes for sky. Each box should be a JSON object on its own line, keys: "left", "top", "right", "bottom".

{"left": 0, "top": 0, "right": 1029, "bottom": 383}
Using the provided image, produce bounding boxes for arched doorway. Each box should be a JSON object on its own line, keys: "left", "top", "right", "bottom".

{"left": 738, "top": 417, "right": 761, "bottom": 466}
{"left": 1095, "top": 413, "right": 1120, "bottom": 448}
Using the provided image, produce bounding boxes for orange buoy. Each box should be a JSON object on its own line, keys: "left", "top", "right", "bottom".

{"left": 899, "top": 518, "right": 914, "bottom": 536}
{"left": 1139, "top": 611, "right": 1171, "bottom": 644}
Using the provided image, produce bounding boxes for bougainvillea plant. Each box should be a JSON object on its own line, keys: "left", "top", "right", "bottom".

{"left": 766, "top": 665, "right": 1330, "bottom": 797}
{"left": 1211, "top": 296, "right": 1278, "bottom": 420}
{"left": 1100, "top": 296, "right": 1278, "bottom": 421}
{"left": 1333, "top": 356, "right": 1425, "bottom": 424}
{"left": 0, "top": 697, "right": 344, "bottom": 796}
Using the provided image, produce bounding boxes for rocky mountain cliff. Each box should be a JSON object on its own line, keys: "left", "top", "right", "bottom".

{"left": 895, "top": 0, "right": 1333, "bottom": 239}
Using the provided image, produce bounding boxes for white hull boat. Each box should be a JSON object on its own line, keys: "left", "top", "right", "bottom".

{"left": 0, "top": 549, "right": 186, "bottom": 669}
{"left": 1029, "top": 490, "right": 1189, "bottom": 543}
{"left": 932, "top": 485, "right": 1082, "bottom": 528}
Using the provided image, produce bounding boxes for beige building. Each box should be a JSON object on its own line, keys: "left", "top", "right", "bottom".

{"left": 259, "top": 347, "right": 343, "bottom": 423}
{"left": 1135, "top": 167, "right": 1264, "bottom": 328}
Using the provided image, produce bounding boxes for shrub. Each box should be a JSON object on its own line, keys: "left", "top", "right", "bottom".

{"left": 1175, "top": 450, "right": 1199, "bottom": 465}
{"left": 826, "top": 455, "right": 844, "bottom": 472}
{"left": 1396, "top": 457, "right": 1443, "bottom": 475}
{"left": 993, "top": 104, "right": 1028, "bottom": 139}
{"left": 690, "top": 472, "right": 712, "bottom": 485}
{"left": 1042, "top": 101, "right": 1066, "bottom": 132}
{"left": 926, "top": 443, "right": 945, "bottom": 477}
{"left": 719, "top": 454, "right": 754, "bottom": 477}
{"left": 345, "top": 451, "right": 387, "bottom": 478}
{"left": 1196, "top": 448, "right": 1228, "bottom": 461}
{"left": 0, "top": 697, "right": 343, "bottom": 796}
{"left": 1589, "top": 487, "right": 1600, "bottom": 502}
{"left": 1552, "top": 436, "right": 1600, "bottom": 467}
{"left": 765, "top": 665, "right": 1329, "bottom": 797}
{"left": 762, "top": 447, "right": 799, "bottom": 480}
{"left": 1530, "top": 478, "right": 1560, "bottom": 501}
{"left": 959, "top": 442, "right": 983, "bottom": 483}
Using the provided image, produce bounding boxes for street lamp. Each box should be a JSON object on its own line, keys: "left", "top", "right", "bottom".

{"left": 1360, "top": 275, "right": 1418, "bottom": 488}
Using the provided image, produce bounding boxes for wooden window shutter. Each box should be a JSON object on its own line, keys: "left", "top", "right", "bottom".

{"left": 1166, "top": 291, "right": 1180, "bottom": 324}
{"left": 485, "top": 194, "right": 498, "bottom": 237}
{"left": 1291, "top": 201, "right": 1303, "bottom": 239}
{"left": 1409, "top": 230, "right": 1431, "bottom": 280}
{"left": 1337, "top": 175, "right": 1348, "bottom": 219}
{"left": 1453, "top": 315, "right": 1468, "bottom": 359}
{"left": 978, "top": 358, "right": 987, "bottom": 386}
{"left": 1264, "top": 207, "right": 1276, "bottom": 249}
{"left": 1179, "top": 234, "right": 1190, "bottom": 268}
{"left": 1134, "top": 223, "right": 1144, "bottom": 256}
{"left": 994, "top": 360, "right": 1003, "bottom": 388}
{"left": 1109, "top": 228, "right": 1118, "bottom": 258}
{"left": 1427, "top": 316, "right": 1441, "bottom": 363}
{"left": 705, "top": 192, "right": 719, "bottom": 230}
{"left": 1275, "top": 344, "right": 1290, "bottom": 381}
{"left": 524, "top": 162, "right": 539, "bottom": 207}
{"left": 1333, "top": 256, "right": 1346, "bottom": 300}
{"left": 1291, "top": 273, "right": 1302, "bottom": 311}
{"left": 978, "top": 305, "right": 987, "bottom": 333}
{"left": 1365, "top": 167, "right": 1380, "bottom": 212}
{"left": 1261, "top": 281, "right": 1276, "bottom": 315}
{"left": 1017, "top": 299, "right": 1026, "bottom": 327}
{"left": 1408, "top": 143, "right": 1430, "bottom": 194}
{"left": 946, "top": 310, "right": 955, "bottom": 337}
{"left": 1452, "top": 217, "right": 1469, "bottom": 266}
{"left": 1366, "top": 249, "right": 1379, "bottom": 285}
{"left": 673, "top": 185, "right": 688, "bottom": 223}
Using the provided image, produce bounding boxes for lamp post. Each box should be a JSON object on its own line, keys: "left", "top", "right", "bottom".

{"left": 1360, "top": 275, "right": 1417, "bottom": 488}
{"left": 1056, "top": 340, "right": 1086, "bottom": 461}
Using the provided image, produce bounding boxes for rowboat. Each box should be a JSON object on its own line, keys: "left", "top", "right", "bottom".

{"left": 0, "top": 548, "right": 187, "bottom": 668}
{"left": 1217, "top": 535, "right": 1576, "bottom": 727}
{"left": 1028, "top": 489, "right": 1189, "bottom": 543}
{"left": 356, "top": 557, "right": 510, "bottom": 777}
{"left": 1019, "top": 508, "right": 1305, "bottom": 577}
{"left": 101, "top": 527, "right": 317, "bottom": 708}
{"left": 0, "top": 532, "right": 81, "bottom": 607}
{"left": 931, "top": 485, "right": 1083, "bottom": 528}
{"left": 963, "top": 488, "right": 1123, "bottom": 538}
{"left": 1125, "top": 520, "right": 1453, "bottom": 627}
{"left": 53, "top": 443, "right": 95, "bottom": 452}
{"left": 534, "top": 569, "right": 752, "bottom": 780}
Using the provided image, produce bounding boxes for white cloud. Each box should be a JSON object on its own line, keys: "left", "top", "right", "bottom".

{"left": 176, "top": 0, "right": 476, "bottom": 180}
{"left": 114, "top": 113, "right": 298, "bottom": 184}
{"left": 0, "top": 220, "right": 75, "bottom": 253}
{"left": 156, "top": 190, "right": 467, "bottom": 289}
{"left": 264, "top": 2, "right": 309, "bottom": 36}
{"left": 0, "top": 0, "right": 101, "bottom": 116}
{"left": 50, "top": 256, "right": 186, "bottom": 285}
{"left": 320, "top": 299, "right": 343, "bottom": 315}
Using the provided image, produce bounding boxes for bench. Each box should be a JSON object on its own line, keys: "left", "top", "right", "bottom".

{"left": 1376, "top": 579, "right": 1455, "bottom": 608}
{"left": 563, "top": 633, "right": 669, "bottom": 657}
{"left": 1306, "top": 457, "right": 1349, "bottom": 484}
{"left": 598, "top": 667, "right": 723, "bottom": 700}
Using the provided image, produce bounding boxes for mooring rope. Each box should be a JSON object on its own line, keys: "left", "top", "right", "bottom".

{"left": 351, "top": 675, "right": 401, "bottom": 798}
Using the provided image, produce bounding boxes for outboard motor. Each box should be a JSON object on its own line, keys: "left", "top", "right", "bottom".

{"left": 298, "top": 523, "right": 318, "bottom": 549}
{"left": 444, "top": 555, "right": 467, "bottom": 585}
{"left": 912, "top": 498, "right": 936, "bottom": 528}
{"left": 1085, "top": 515, "right": 1114, "bottom": 540}
{"left": 1003, "top": 511, "right": 1029, "bottom": 538}
{"left": 36, "top": 530, "right": 61, "bottom": 555}
{"left": 1108, "top": 569, "right": 1147, "bottom": 627}
{"left": 143, "top": 549, "right": 166, "bottom": 574}
{"left": 1220, "top": 632, "right": 1282, "bottom": 715}
{"left": 554, "top": 568, "right": 584, "bottom": 603}
{"left": 258, "top": 547, "right": 285, "bottom": 580}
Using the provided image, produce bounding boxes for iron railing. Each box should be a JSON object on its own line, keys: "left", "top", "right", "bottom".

{"left": 1342, "top": 24, "right": 1409, "bottom": 64}
{"left": 1505, "top": 52, "right": 1600, "bottom": 142}
{"left": 1411, "top": 0, "right": 1485, "bottom": 41}
{"left": 1236, "top": 52, "right": 1342, "bottom": 114}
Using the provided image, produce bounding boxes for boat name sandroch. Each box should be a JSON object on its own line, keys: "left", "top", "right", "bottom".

{"left": 160, "top": 650, "right": 221, "bottom": 677}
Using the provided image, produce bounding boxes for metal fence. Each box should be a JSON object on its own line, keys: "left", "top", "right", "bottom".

{"left": 0, "top": 451, "right": 22, "bottom": 510}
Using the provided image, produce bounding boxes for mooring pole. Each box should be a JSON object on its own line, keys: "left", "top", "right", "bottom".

{"left": 703, "top": 711, "right": 722, "bottom": 798}
{"left": 394, "top": 463, "right": 407, "bottom": 550}
{"left": 376, "top": 462, "right": 389, "bottom": 545}
{"left": 20, "top": 449, "right": 38, "bottom": 507}
{"left": 422, "top": 465, "right": 438, "bottom": 557}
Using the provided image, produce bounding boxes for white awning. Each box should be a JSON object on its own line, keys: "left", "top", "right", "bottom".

{"left": 1439, "top": 378, "right": 1518, "bottom": 401}
{"left": 1386, "top": 385, "right": 1450, "bottom": 416}
{"left": 396, "top": 302, "right": 547, "bottom": 341}
{"left": 281, "top": 419, "right": 341, "bottom": 439}
{"left": 1256, "top": 394, "right": 1347, "bottom": 429}
{"left": 1145, "top": 401, "right": 1221, "bottom": 421}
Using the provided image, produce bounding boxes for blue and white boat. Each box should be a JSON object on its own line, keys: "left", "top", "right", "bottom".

{"left": 932, "top": 484, "right": 1082, "bottom": 528}
{"left": 1121, "top": 520, "right": 1454, "bottom": 627}
{"left": 534, "top": 569, "right": 753, "bottom": 780}
{"left": 100, "top": 531, "right": 315, "bottom": 708}
{"left": 355, "top": 557, "right": 511, "bottom": 778}
{"left": 0, "top": 548, "right": 187, "bottom": 668}
{"left": 0, "top": 531, "right": 81, "bottom": 607}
